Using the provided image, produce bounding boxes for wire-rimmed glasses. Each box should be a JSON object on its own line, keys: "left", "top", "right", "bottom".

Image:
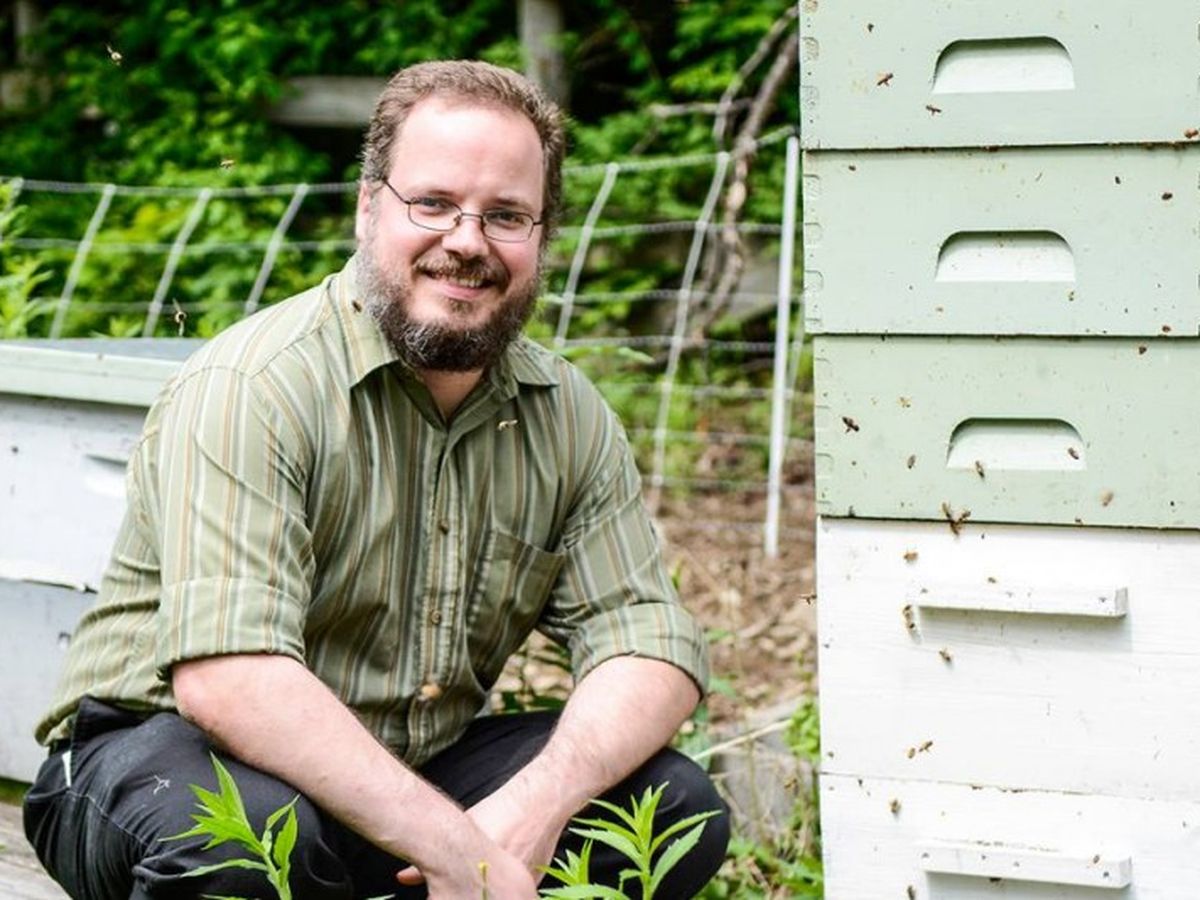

{"left": 382, "top": 181, "right": 541, "bottom": 243}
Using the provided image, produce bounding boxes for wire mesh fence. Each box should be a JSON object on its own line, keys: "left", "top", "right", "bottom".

{"left": 0, "top": 129, "right": 809, "bottom": 551}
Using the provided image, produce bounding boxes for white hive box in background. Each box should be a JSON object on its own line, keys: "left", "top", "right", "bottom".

{"left": 0, "top": 340, "right": 195, "bottom": 780}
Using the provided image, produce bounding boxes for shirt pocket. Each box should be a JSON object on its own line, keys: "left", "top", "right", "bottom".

{"left": 466, "top": 528, "right": 565, "bottom": 689}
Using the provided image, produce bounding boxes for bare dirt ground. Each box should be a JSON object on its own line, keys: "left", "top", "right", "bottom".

{"left": 659, "top": 486, "right": 817, "bottom": 727}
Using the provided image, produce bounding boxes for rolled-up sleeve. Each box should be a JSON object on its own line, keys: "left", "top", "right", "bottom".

{"left": 153, "top": 366, "right": 313, "bottom": 678}
{"left": 538, "top": 407, "right": 709, "bottom": 694}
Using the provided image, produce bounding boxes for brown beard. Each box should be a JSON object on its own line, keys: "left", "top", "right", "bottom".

{"left": 358, "top": 217, "right": 542, "bottom": 373}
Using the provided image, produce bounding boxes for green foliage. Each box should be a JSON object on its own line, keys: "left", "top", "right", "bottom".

{"left": 541, "top": 783, "right": 721, "bottom": 900}
{"left": 0, "top": 776, "right": 29, "bottom": 806}
{"left": 695, "top": 699, "right": 824, "bottom": 899}
{"left": 166, "top": 754, "right": 395, "bottom": 900}
{"left": 0, "top": 184, "right": 53, "bottom": 337}
{"left": 698, "top": 835, "right": 822, "bottom": 899}
{"left": 2, "top": 0, "right": 520, "bottom": 185}
{"left": 561, "top": 0, "right": 798, "bottom": 160}
{"left": 785, "top": 697, "right": 821, "bottom": 767}
{"left": 164, "top": 753, "right": 305, "bottom": 900}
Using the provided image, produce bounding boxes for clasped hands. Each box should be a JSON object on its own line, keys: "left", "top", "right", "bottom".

{"left": 396, "top": 784, "right": 569, "bottom": 899}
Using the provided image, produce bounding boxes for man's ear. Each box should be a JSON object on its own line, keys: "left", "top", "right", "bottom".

{"left": 354, "top": 182, "right": 373, "bottom": 244}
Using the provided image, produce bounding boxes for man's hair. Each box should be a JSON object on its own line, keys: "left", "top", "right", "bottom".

{"left": 361, "top": 60, "right": 567, "bottom": 240}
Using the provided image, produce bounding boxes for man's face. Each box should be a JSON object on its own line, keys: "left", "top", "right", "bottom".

{"left": 355, "top": 97, "right": 546, "bottom": 372}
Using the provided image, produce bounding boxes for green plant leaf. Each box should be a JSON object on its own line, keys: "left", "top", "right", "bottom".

{"left": 264, "top": 796, "right": 299, "bottom": 836}
{"left": 568, "top": 826, "right": 640, "bottom": 863}
{"left": 211, "top": 755, "right": 253, "bottom": 827}
{"left": 538, "top": 885, "right": 628, "bottom": 900}
{"left": 579, "top": 797, "right": 642, "bottom": 835}
{"left": 271, "top": 803, "right": 299, "bottom": 887}
{"left": 165, "top": 755, "right": 264, "bottom": 854}
{"left": 649, "top": 809, "right": 720, "bottom": 854}
{"left": 629, "top": 785, "right": 660, "bottom": 857}
{"left": 179, "top": 858, "right": 271, "bottom": 879}
{"left": 167, "top": 810, "right": 259, "bottom": 853}
{"left": 540, "top": 841, "right": 595, "bottom": 887}
{"left": 648, "top": 821, "right": 708, "bottom": 896}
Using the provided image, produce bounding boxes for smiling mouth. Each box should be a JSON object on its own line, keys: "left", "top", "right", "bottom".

{"left": 415, "top": 253, "right": 506, "bottom": 293}
{"left": 437, "top": 273, "right": 490, "bottom": 289}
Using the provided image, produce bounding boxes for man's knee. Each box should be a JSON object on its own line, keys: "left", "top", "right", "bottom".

{"left": 641, "top": 749, "right": 731, "bottom": 860}
{"left": 129, "top": 735, "right": 350, "bottom": 898}
{"left": 27, "top": 706, "right": 350, "bottom": 899}
{"left": 133, "top": 788, "right": 347, "bottom": 899}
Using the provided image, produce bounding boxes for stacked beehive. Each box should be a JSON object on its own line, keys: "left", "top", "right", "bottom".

{"left": 801, "top": 3, "right": 1200, "bottom": 896}
{"left": 0, "top": 340, "right": 193, "bottom": 780}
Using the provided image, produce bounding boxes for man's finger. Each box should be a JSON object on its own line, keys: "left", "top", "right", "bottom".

{"left": 396, "top": 865, "right": 426, "bottom": 886}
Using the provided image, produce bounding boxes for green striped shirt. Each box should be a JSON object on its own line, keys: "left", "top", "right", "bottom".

{"left": 37, "top": 258, "right": 708, "bottom": 762}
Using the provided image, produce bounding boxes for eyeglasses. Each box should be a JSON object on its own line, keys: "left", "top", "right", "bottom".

{"left": 381, "top": 181, "right": 542, "bottom": 243}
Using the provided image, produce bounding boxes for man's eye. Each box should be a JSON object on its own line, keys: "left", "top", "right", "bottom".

{"left": 413, "top": 197, "right": 452, "bottom": 212}
{"left": 485, "top": 210, "right": 527, "bottom": 227}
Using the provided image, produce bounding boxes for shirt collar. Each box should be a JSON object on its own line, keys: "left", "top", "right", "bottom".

{"left": 333, "top": 254, "right": 401, "bottom": 388}
{"left": 333, "top": 254, "right": 562, "bottom": 393}
{"left": 488, "top": 337, "right": 561, "bottom": 398}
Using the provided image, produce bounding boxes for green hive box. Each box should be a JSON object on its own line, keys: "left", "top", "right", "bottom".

{"left": 800, "top": 0, "right": 1200, "bottom": 149}
{"left": 804, "top": 146, "right": 1200, "bottom": 337}
{"left": 813, "top": 335, "right": 1200, "bottom": 529}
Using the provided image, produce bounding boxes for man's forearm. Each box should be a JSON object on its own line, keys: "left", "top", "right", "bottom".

{"left": 500, "top": 655, "right": 701, "bottom": 825}
{"left": 171, "top": 653, "right": 516, "bottom": 890}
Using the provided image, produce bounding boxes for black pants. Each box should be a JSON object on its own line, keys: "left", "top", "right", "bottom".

{"left": 24, "top": 698, "right": 729, "bottom": 899}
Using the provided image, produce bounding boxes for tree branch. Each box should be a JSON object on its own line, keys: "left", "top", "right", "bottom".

{"left": 694, "top": 26, "right": 800, "bottom": 338}
{"left": 712, "top": 6, "right": 799, "bottom": 148}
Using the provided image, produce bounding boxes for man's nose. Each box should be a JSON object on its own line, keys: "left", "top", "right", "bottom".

{"left": 439, "top": 213, "right": 489, "bottom": 257}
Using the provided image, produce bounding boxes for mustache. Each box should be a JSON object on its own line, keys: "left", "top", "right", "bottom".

{"left": 414, "top": 253, "right": 508, "bottom": 286}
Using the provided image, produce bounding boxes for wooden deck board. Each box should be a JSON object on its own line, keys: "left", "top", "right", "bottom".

{"left": 0, "top": 802, "right": 66, "bottom": 899}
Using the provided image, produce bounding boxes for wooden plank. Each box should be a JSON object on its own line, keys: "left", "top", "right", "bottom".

{"left": 267, "top": 76, "right": 386, "bottom": 127}
{"left": 0, "top": 803, "right": 67, "bottom": 899}
{"left": 0, "top": 341, "right": 182, "bottom": 407}
{"left": 822, "top": 774, "right": 1200, "bottom": 899}
{"left": 817, "top": 518, "right": 1200, "bottom": 802}
{"left": 813, "top": 336, "right": 1200, "bottom": 529}
{"left": 0, "top": 394, "right": 147, "bottom": 593}
{"left": 800, "top": 0, "right": 1200, "bottom": 148}
{"left": 805, "top": 147, "right": 1200, "bottom": 338}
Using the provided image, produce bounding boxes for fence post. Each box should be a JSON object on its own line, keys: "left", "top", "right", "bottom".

{"left": 764, "top": 135, "right": 800, "bottom": 558}
{"left": 50, "top": 183, "right": 115, "bottom": 338}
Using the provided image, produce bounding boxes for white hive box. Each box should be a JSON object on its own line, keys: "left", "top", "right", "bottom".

{"left": 0, "top": 340, "right": 194, "bottom": 780}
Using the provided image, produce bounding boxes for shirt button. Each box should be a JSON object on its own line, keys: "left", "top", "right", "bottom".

{"left": 418, "top": 683, "right": 443, "bottom": 703}
{"left": 438, "top": 519, "right": 450, "bottom": 534}
{"left": 429, "top": 610, "right": 443, "bottom": 625}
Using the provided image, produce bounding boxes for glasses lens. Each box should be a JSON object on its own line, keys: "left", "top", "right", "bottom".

{"left": 482, "top": 212, "right": 534, "bottom": 242}
{"left": 407, "top": 197, "right": 459, "bottom": 231}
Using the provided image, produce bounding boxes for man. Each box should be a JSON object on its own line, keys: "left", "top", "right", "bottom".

{"left": 23, "top": 60, "right": 728, "bottom": 899}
